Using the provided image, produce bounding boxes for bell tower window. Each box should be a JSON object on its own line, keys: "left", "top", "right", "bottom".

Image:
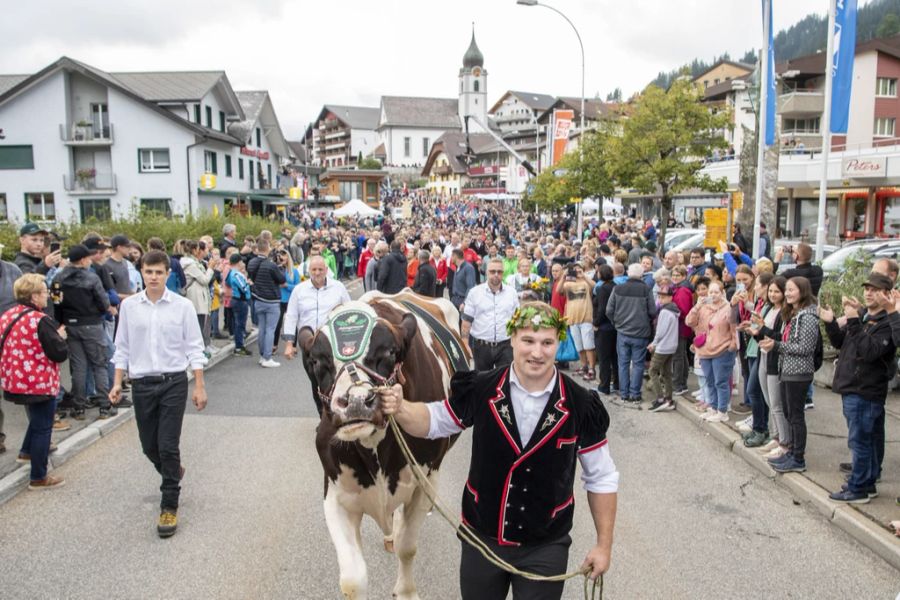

{"left": 474, "top": 80, "right": 480, "bottom": 92}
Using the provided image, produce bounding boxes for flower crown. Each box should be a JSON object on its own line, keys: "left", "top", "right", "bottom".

{"left": 506, "top": 305, "right": 568, "bottom": 341}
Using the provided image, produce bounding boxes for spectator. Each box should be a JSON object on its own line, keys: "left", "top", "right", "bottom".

{"left": 821, "top": 274, "right": 896, "bottom": 503}
{"left": 733, "top": 224, "right": 750, "bottom": 255}
{"left": 606, "top": 263, "right": 657, "bottom": 405}
{"left": 688, "top": 277, "right": 712, "bottom": 408}
{"left": 274, "top": 249, "right": 301, "bottom": 351}
{"left": 592, "top": 264, "right": 618, "bottom": 396}
{"left": 181, "top": 240, "right": 216, "bottom": 351}
{"left": 412, "top": 249, "right": 437, "bottom": 297}
{"left": 225, "top": 253, "right": 252, "bottom": 356}
{"left": 758, "top": 276, "right": 819, "bottom": 474}
{"left": 506, "top": 258, "right": 539, "bottom": 299}
{"left": 559, "top": 263, "right": 596, "bottom": 381}
{"left": 365, "top": 242, "right": 388, "bottom": 292}
{"left": 0, "top": 274, "right": 69, "bottom": 489}
{"left": 377, "top": 240, "right": 408, "bottom": 295}
{"left": 757, "top": 222, "right": 772, "bottom": 260}
{"left": 357, "top": 239, "right": 375, "bottom": 281}
{"left": 647, "top": 285, "right": 679, "bottom": 412}
{"left": 51, "top": 245, "right": 113, "bottom": 417}
{"left": 105, "top": 235, "right": 135, "bottom": 299}
{"left": 688, "top": 248, "right": 709, "bottom": 286}
{"left": 219, "top": 223, "right": 238, "bottom": 257}
{"left": 406, "top": 245, "right": 420, "bottom": 288}
{"left": 127, "top": 242, "right": 144, "bottom": 293}
{"left": 774, "top": 242, "right": 824, "bottom": 296}
{"left": 247, "top": 238, "right": 286, "bottom": 368}
{"left": 670, "top": 265, "right": 694, "bottom": 396}
{"left": 433, "top": 245, "right": 449, "bottom": 299}
{"left": 450, "top": 248, "right": 476, "bottom": 312}
{"left": 14, "top": 223, "right": 60, "bottom": 275}
{"left": 501, "top": 245, "right": 518, "bottom": 279}
{"left": 685, "top": 280, "right": 738, "bottom": 423}
{"left": 460, "top": 257, "right": 519, "bottom": 370}
{"left": 0, "top": 258, "right": 23, "bottom": 316}
{"left": 735, "top": 271, "right": 773, "bottom": 445}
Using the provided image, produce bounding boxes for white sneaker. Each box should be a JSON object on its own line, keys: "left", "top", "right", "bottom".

{"left": 759, "top": 439, "right": 779, "bottom": 452}
{"left": 737, "top": 416, "right": 752, "bottom": 433}
{"left": 765, "top": 446, "right": 787, "bottom": 459}
{"left": 260, "top": 358, "right": 281, "bottom": 368}
{"left": 706, "top": 411, "right": 729, "bottom": 423}
{"left": 700, "top": 408, "right": 717, "bottom": 420}
{"left": 692, "top": 389, "right": 703, "bottom": 399}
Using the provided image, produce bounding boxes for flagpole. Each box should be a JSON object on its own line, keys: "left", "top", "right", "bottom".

{"left": 752, "top": 0, "right": 770, "bottom": 259}
{"left": 816, "top": 0, "right": 837, "bottom": 262}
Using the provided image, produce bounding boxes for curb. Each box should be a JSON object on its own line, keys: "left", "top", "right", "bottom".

{"left": 672, "top": 395, "right": 900, "bottom": 571}
{"left": 0, "top": 330, "right": 257, "bottom": 507}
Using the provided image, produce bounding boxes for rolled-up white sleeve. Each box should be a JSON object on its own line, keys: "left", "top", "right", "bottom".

{"left": 183, "top": 302, "right": 208, "bottom": 371}
{"left": 426, "top": 400, "right": 465, "bottom": 439}
{"left": 282, "top": 286, "right": 302, "bottom": 342}
{"left": 578, "top": 444, "right": 619, "bottom": 494}
{"left": 112, "top": 300, "right": 130, "bottom": 370}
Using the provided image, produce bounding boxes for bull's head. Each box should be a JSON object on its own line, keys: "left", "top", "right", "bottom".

{"left": 300, "top": 303, "right": 417, "bottom": 443}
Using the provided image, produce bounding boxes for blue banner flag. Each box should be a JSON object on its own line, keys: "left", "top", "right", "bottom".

{"left": 762, "top": 0, "right": 776, "bottom": 146}
{"left": 831, "top": 0, "right": 858, "bottom": 134}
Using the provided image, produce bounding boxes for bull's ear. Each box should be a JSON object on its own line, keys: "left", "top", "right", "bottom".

{"left": 298, "top": 327, "right": 316, "bottom": 353}
{"left": 397, "top": 313, "right": 418, "bottom": 360}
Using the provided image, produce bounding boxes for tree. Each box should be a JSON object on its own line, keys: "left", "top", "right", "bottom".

{"left": 608, "top": 78, "right": 730, "bottom": 248}
{"left": 606, "top": 88, "right": 623, "bottom": 102}
{"left": 876, "top": 13, "right": 900, "bottom": 38}
{"left": 358, "top": 157, "right": 382, "bottom": 170}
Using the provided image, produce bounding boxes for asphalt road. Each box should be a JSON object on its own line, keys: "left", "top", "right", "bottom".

{"left": 0, "top": 284, "right": 897, "bottom": 598}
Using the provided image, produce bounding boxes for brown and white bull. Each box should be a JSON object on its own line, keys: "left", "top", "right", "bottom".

{"left": 298, "top": 291, "right": 470, "bottom": 600}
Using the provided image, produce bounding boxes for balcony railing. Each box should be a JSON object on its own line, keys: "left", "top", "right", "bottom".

{"left": 434, "top": 165, "right": 453, "bottom": 176}
{"left": 63, "top": 172, "right": 117, "bottom": 193}
{"left": 778, "top": 91, "right": 824, "bottom": 116}
{"left": 59, "top": 123, "right": 114, "bottom": 144}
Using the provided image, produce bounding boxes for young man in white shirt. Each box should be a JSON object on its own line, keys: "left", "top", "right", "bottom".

{"left": 109, "top": 250, "right": 208, "bottom": 538}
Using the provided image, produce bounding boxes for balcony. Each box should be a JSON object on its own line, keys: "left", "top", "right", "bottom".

{"left": 434, "top": 165, "right": 453, "bottom": 176}
{"left": 63, "top": 172, "right": 117, "bottom": 194}
{"left": 778, "top": 90, "right": 824, "bottom": 116}
{"left": 59, "top": 123, "right": 114, "bottom": 145}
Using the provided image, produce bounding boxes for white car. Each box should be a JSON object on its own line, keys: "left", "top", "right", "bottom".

{"left": 663, "top": 229, "right": 704, "bottom": 253}
{"left": 820, "top": 240, "right": 900, "bottom": 273}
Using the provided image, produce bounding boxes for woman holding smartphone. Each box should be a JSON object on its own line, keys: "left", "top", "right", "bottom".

{"left": 757, "top": 276, "right": 818, "bottom": 473}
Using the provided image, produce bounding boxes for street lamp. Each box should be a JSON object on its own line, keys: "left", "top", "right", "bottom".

{"left": 517, "top": 0, "right": 586, "bottom": 234}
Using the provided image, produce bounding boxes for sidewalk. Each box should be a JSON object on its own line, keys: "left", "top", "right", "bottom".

{"left": 605, "top": 371, "right": 900, "bottom": 570}
{"left": 0, "top": 329, "right": 258, "bottom": 504}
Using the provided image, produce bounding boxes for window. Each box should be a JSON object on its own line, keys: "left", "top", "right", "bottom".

{"left": 205, "top": 106, "right": 212, "bottom": 128}
{"left": 876, "top": 77, "right": 897, "bottom": 97}
{"left": 0, "top": 145, "right": 34, "bottom": 169}
{"left": 80, "top": 198, "right": 111, "bottom": 222}
{"left": 140, "top": 198, "right": 172, "bottom": 217}
{"left": 783, "top": 117, "right": 820, "bottom": 133}
{"left": 204, "top": 150, "right": 218, "bottom": 174}
{"left": 422, "top": 137, "right": 430, "bottom": 156}
{"left": 225, "top": 155, "right": 232, "bottom": 177}
{"left": 91, "top": 103, "right": 109, "bottom": 138}
{"left": 474, "top": 80, "right": 480, "bottom": 92}
{"left": 138, "top": 148, "right": 170, "bottom": 173}
{"left": 238, "top": 158, "right": 244, "bottom": 180}
{"left": 194, "top": 105, "right": 201, "bottom": 123}
{"left": 249, "top": 161, "right": 254, "bottom": 188}
{"left": 219, "top": 111, "right": 226, "bottom": 132}
{"left": 25, "top": 193, "right": 55, "bottom": 221}
{"left": 0, "top": 193, "right": 7, "bottom": 221}
{"left": 256, "top": 128, "right": 261, "bottom": 147}
{"left": 404, "top": 137, "right": 411, "bottom": 157}
{"left": 874, "top": 117, "right": 896, "bottom": 137}
{"left": 267, "top": 163, "right": 272, "bottom": 185}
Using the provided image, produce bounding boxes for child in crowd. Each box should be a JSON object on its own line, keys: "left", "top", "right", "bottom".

{"left": 690, "top": 277, "right": 711, "bottom": 409}
{"left": 647, "top": 285, "right": 679, "bottom": 412}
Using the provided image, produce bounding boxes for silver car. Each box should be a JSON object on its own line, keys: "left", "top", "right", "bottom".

{"left": 820, "top": 239, "right": 900, "bottom": 273}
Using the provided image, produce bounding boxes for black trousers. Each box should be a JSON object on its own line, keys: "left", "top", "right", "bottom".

{"left": 595, "top": 329, "right": 618, "bottom": 394}
{"left": 672, "top": 336, "right": 690, "bottom": 391}
{"left": 460, "top": 533, "right": 571, "bottom": 600}
{"left": 473, "top": 340, "right": 513, "bottom": 372}
{"left": 132, "top": 372, "right": 188, "bottom": 510}
{"left": 301, "top": 349, "right": 323, "bottom": 416}
{"left": 780, "top": 378, "right": 812, "bottom": 462}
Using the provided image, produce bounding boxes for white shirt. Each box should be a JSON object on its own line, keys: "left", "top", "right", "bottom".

{"left": 282, "top": 277, "right": 351, "bottom": 341}
{"left": 112, "top": 288, "right": 207, "bottom": 378}
{"left": 426, "top": 367, "right": 619, "bottom": 494}
{"left": 462, "top": 283, "right": 520, "bottom": 342}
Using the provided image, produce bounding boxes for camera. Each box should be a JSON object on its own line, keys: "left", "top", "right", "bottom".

{"left": 50, "top": 241, "right": 61, "bottom": 253}
{"left": 566, "top": 266, "right": 577, "bottom": 278}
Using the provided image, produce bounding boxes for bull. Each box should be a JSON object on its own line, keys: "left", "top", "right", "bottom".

{"left": 298, "top": 291, "right": 470, "bottom": 600}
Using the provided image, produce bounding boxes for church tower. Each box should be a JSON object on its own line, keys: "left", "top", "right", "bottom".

{"left": 458, "top": 25, "right": 488, "bottom": 132}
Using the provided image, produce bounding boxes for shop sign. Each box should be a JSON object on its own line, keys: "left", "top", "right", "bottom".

{"left": 240, "top": 147, "right": 271, "bottom": 160}
{"left": 289, "top": 187, "right": 302, "bottom": 199}
{"left": 842, "top": 157, "right": 886, "bottom": 178}
{"left": 199, "top": 173, "right": 216, "bottom": 190}
{"left": 703, "top": 208, "right": 728, "bottom": 248}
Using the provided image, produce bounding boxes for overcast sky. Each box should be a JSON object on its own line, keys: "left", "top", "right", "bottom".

{"left": 3, "top": 0, "right": 874, "bottom": 138}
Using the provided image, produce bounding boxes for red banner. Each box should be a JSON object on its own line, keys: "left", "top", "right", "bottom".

{"left": 551, "top": 109, "right": 574, "bottom": 166}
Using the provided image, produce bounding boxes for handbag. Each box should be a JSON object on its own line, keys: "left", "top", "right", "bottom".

{"left": 555, "top": 328, "right": 579, "bottom": 362}
{"left": 693, "top": 333, "right": 707, "bottom": 348}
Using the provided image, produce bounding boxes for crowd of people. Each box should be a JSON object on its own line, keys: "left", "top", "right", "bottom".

{"left": 1, "top": 192, "right": 898, "bottom": 513}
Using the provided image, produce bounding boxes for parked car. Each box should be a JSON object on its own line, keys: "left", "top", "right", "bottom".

{"left": 772, "top": 240, "right": 839, "bottom": 271}
{"left": 663, "top": 228, "right": 704, "bottom": 253}
{"left": 820, "top": 239, "right": 900, "bottom": 273}
{"left": 670, "top": 232, "right": 707, "bottom": 254}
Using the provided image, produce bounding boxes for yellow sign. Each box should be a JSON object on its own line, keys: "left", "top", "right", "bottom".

{"left": 732, "top": 191, "right": 743, "bottom": 211}
{"left": 199, "top": 173, "right": 217, "bottom": 190}
{"left": 289, "top": 187, "right": 302, "bottom": 200}
{"left": 569, "top": 197, "right": 582, "bottom": 205}
{"left": 704, "top": 208, "right": 729, "bottom": 248}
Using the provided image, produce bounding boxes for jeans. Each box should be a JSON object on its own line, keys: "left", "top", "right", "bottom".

{"left": 648, "top": 352, "right": 674, "bottom": 400}
{"left": 672, "top": 336, "right": 690, "bottom": 391}
{"left": 68, "top": 324, "right": 110, "bottom": 409}
{"left": 133, "top": 372, "right": 188, "bottom": 510}
{"left": 595, "top": 329, "right": 618, "bottom": 394}
{"left": 746, "top": 356, "right": 767, "bottom": 433}
{"left": 231, "top": 299, "right": 250, "bottom": 349}
{"left": 700, "top": 350, "right": 736, "bottom": 413}
{"left": 85, "top": 322, "right": 115, "bottom": 399}
{"left": 210, "top": 308, "right": 221, "bottom": 337}
{"left": 842, "top": 394, "right": 883, "bottom": 492}
{"left": 759, "top": 358, "right": 790, "bottom": 446}
{"left": 780, "top": 379, "right": 812, "bottom": 461}
{"left": 21, "top": 397, "right": 56, "bottom": 481}
{"left": 254, "top": 300, "right": 280, "bottom": 360}
{"left": 616, "top": 334, "right": 648, "bottom": 399}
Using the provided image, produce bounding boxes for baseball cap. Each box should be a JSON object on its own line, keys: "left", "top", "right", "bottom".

{"left": 19, "top": 222, "right": 48, "bottom": 236}
{"left": 67, "top": 244, "right": 91, "bottom": 262}
{"left": 863, "top": 273, "right": 893, "bottom": 291}
{"left": 82, "top": 236, "right": 108, "bottom": 253}
{"left": 109, "top": 234, "right": 130, "bottom": 249}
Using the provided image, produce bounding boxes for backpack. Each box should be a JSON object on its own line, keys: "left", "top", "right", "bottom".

{"left": 166, "top": 270, "right": 184, "bottom": 295}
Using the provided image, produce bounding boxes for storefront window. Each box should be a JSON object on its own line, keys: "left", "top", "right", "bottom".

{"left": 883, "top": 197, "right": 900, "bottom": 237}
{"left": 845, "top": 197, "right": 867, "bottom": 235}
{"left": 796, "top": 198, "right": 838, "bottom": 243}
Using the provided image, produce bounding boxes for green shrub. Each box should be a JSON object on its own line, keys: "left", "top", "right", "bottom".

{"left": 818, "top": 249, "right": 872, "bottom": 317}
{"left": 0, "top": 212, "right": 288, "bottom": 258}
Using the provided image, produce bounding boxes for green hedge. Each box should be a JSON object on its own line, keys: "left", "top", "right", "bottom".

{"left": 0, "top": 213, "right": 286, "bottom": 257}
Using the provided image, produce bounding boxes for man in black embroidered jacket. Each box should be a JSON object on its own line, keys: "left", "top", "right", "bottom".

{"left": 382, "top": 301, "right": 618, "bottom": 599}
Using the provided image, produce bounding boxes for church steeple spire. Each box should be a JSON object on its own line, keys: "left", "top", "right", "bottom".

{"left": 463, "top": 23, "right": 484, "bottom": 68}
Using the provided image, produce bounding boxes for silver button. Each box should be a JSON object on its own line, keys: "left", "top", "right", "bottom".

{"left": 506, "top": 503, "right": 511, "bottom": 508}
{"left": 518, "top": 525, "right": 523, "bottom": 529}
{"left": 504, "top": 521, "right": 509, "bottom": 525}
{"left": 520, "top": 506, "right": 525, "bottom": 511}
{"left": 526, "top": 467, "right": 531, "bottom": 473}
{"left": 523, "top": 488, "right": 528, "bottom": 492}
